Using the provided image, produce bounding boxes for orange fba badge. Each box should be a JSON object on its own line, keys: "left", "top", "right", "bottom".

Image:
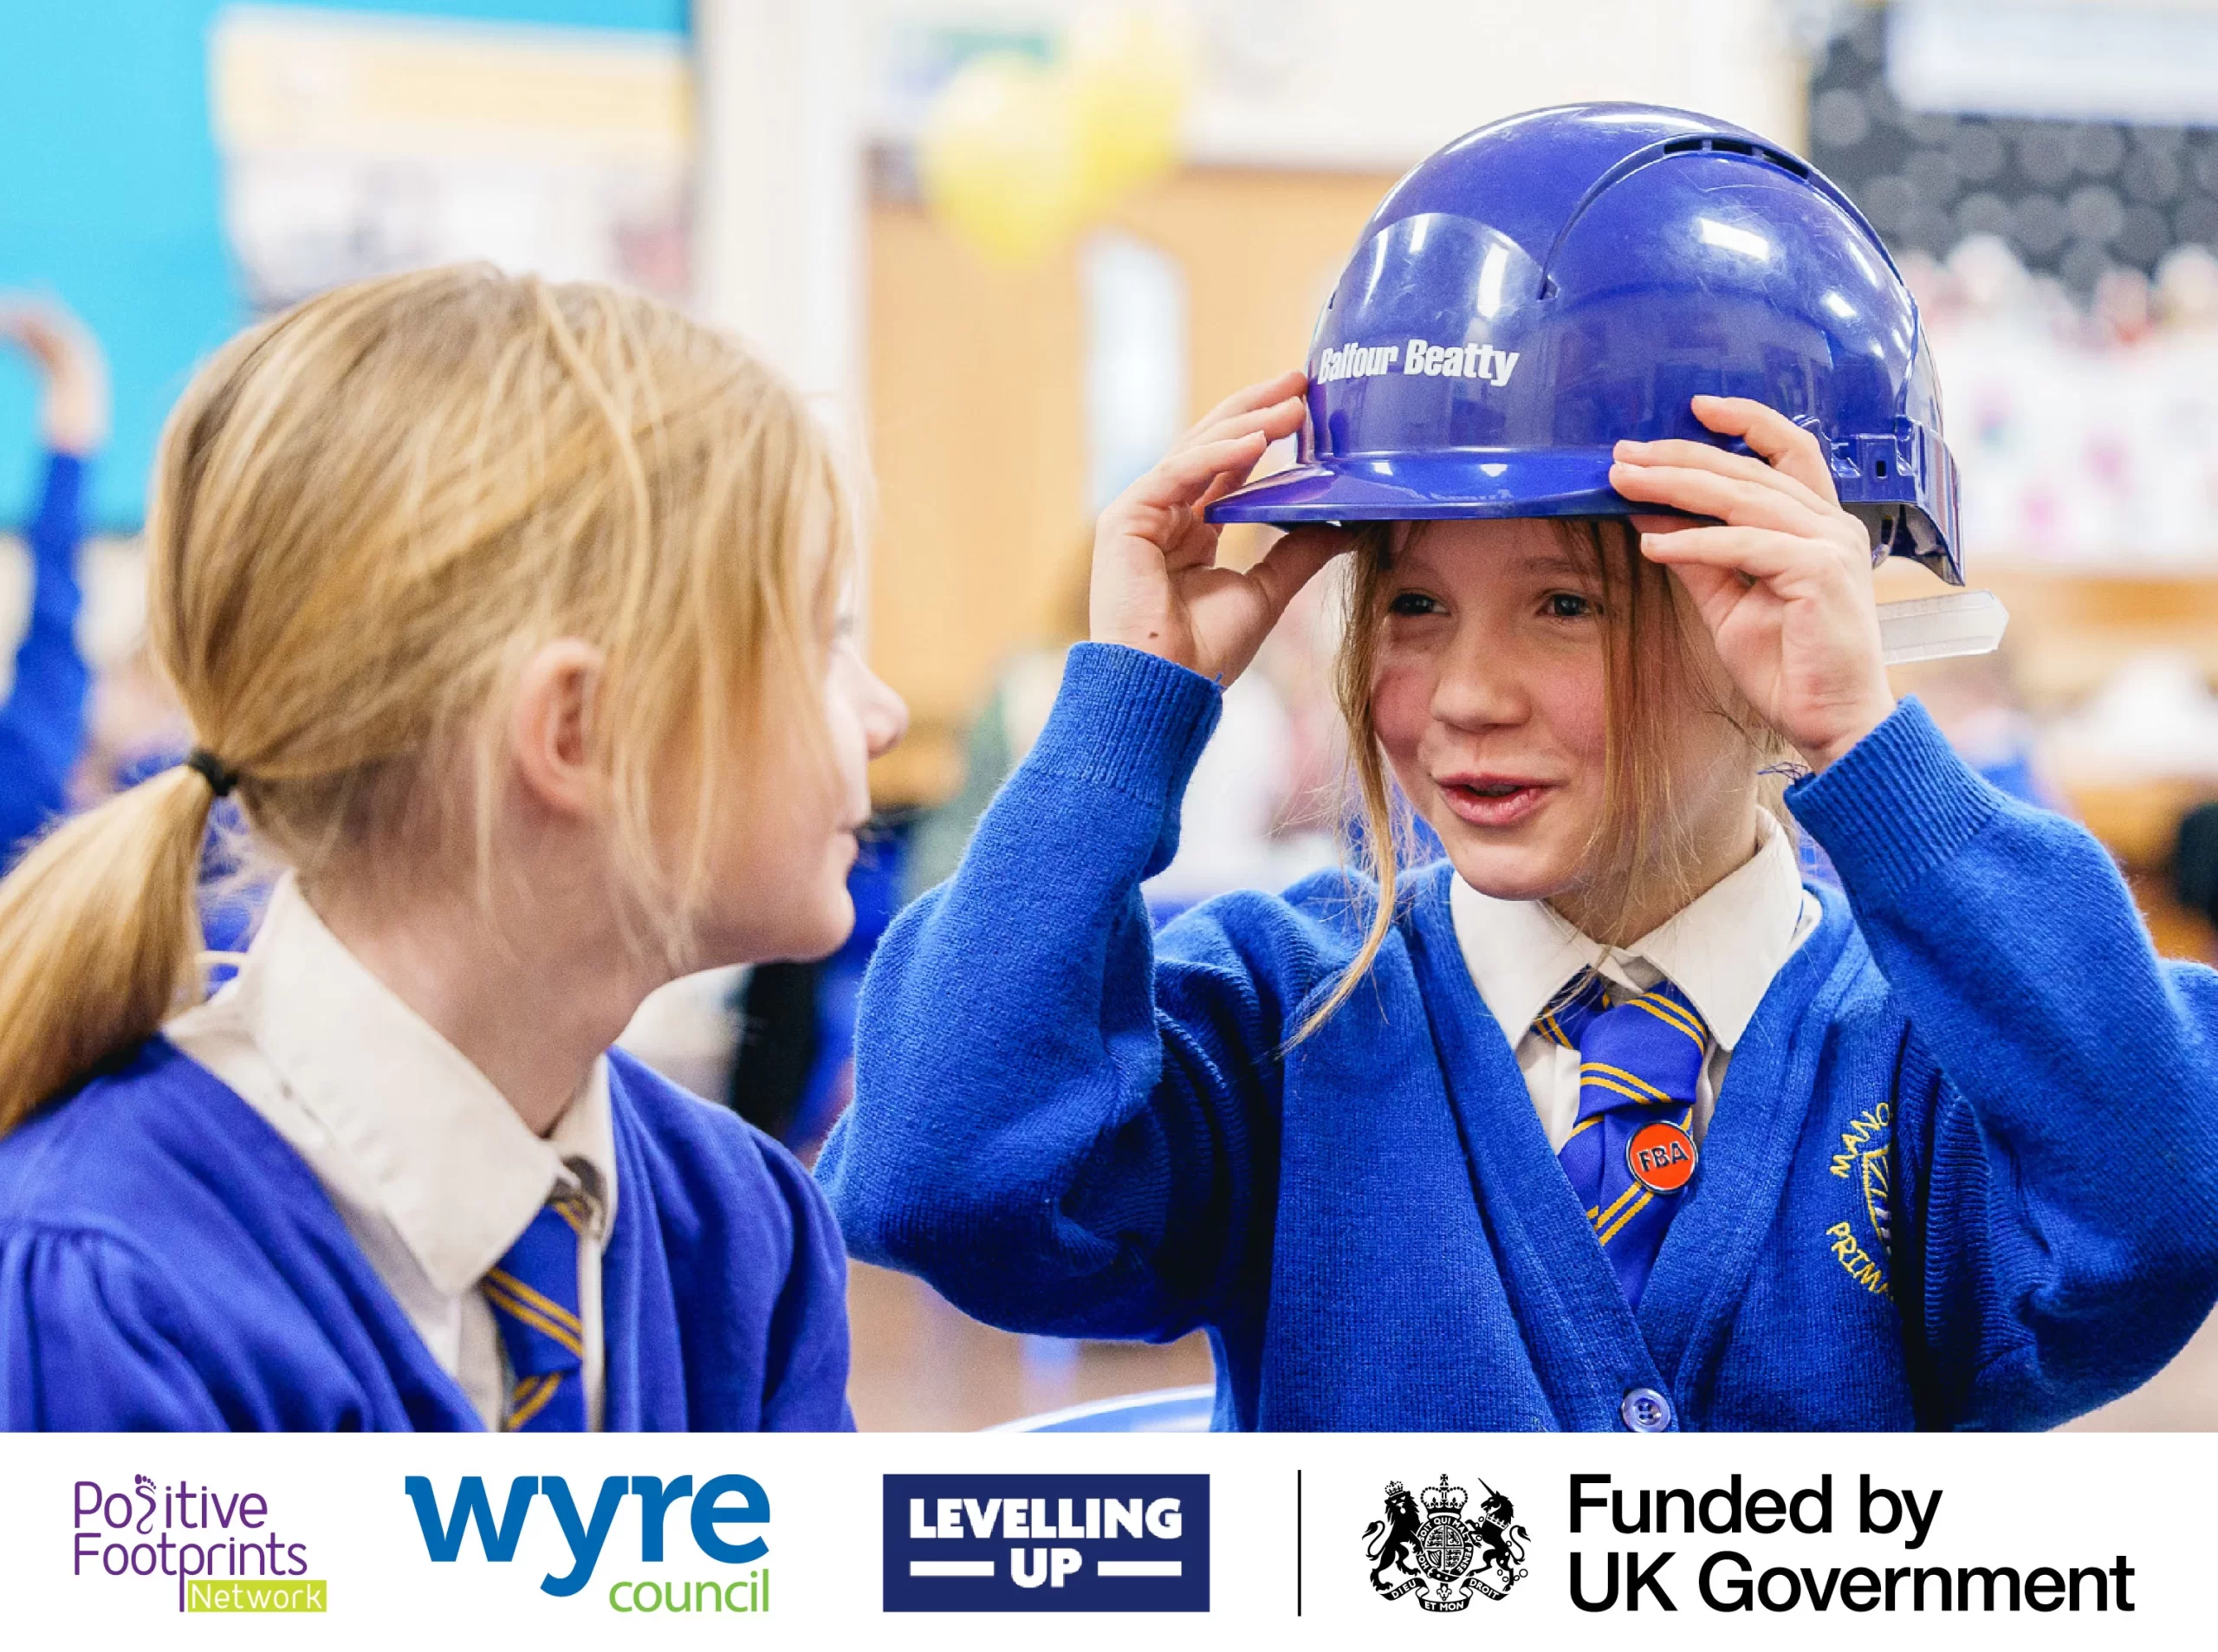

{"left": 1626, "top": 1120, "right": 1697, "bottom": 1194}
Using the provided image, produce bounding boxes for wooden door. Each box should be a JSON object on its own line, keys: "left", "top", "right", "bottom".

{"left": 865, "top": 165, "right": 1397, "bottom": 807}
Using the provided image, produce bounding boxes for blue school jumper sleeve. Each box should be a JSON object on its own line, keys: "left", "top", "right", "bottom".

{"left": 1785, "top": 697, "right": 2218, "bottom": 1429}
{"left": 822, "top": 645, "right": 1306, "bottom": 1342}
{"left": 0, "top": 452, "right": 92, "bottom": 865}
{"left": 0, "top": 1041, "right": 855, "bottom": 1430}
{"left": 827, "top": 645, "right": 2218, "bottom": 1431}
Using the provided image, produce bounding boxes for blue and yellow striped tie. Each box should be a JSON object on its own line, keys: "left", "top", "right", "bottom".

{"left": 1539, "top": 975, "right": 1709, "bottom": 1311}
{"left": 482, "top": 1191, "right": 591, "bottom": 1432}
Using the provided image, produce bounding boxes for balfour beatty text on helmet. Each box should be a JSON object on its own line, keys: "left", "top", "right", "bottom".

{"left": 1315, "top": 340, "right": 1521, "bottom": 387}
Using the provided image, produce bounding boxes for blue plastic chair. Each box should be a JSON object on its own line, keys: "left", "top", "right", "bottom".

{"left": 989, "top": 1384, "right": 1216, "bottom": 1433}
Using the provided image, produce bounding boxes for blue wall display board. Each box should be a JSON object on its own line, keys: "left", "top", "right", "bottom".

{"left": 0, "top": 1, "right": 687, "bottom": 532}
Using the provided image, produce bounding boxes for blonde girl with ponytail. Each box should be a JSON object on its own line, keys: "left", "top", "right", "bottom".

{"left": 0, "top": 265, "right": 905, "bottom": 1431}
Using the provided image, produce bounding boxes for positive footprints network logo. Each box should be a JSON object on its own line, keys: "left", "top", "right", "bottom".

{"left": 73, "top": 1473, "right": 322, "bottom": 1614}
{"left": 1363, "top": 1473, "right": 1529, "bottom": 1612}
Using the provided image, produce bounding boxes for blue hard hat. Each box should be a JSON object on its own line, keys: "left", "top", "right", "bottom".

{"left": 1208, "top": 103, "right": 1963, "bottom": 584}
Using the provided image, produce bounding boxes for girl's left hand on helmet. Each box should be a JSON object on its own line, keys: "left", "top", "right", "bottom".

{"left": 1608, "top": 395, "right": 1895, "bottom": 772}
{"left": 1090, "top": 369, "right": 1349, "bottom": 686}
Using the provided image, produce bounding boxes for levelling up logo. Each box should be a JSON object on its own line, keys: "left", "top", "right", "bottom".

{"left": 884, "top": 1475, "right": 1208, "bottom": 1613}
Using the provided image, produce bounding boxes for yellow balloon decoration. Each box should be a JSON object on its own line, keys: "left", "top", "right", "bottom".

{"left": 1069, "top": 5, "right": 1194, "bottom": 215}
{"left": 918, "top": 7, "right": 1194, "bottom": 269}
{"left": 918, "top": 53, "right": 1088, "bottom": 269}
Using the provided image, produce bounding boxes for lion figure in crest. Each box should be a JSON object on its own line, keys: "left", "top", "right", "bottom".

{"left": 1363, "top": 1481, "right": 1424, "bottom": 1590}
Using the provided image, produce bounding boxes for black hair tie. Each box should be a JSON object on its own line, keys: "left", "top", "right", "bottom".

{"left": 183, "top": 748, "right": 241, "bottom": 800}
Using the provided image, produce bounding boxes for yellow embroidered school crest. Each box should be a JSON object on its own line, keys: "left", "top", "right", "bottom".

{"left": 1822, "top": 1103, "right": 1891, "bottom": 1296}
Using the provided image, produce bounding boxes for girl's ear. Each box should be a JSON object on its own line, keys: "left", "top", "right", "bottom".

{"left": 509, "top": 638, "right": 607, "bottom": 820}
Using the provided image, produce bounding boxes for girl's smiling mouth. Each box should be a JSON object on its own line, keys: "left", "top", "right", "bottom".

{"left": 1436, "top": 774, "right": 1556, "bottom": 828}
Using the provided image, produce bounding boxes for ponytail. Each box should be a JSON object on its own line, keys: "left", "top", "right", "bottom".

{"left": 0, "top": 765, "right": 216, "bottom": 1133}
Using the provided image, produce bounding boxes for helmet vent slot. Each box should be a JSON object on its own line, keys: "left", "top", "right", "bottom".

{"left": 1657, "top": 133, "right": 1812, "bottom": 178}
{"left": 1537, "top": 132, "right": 1892, "bottom": 297}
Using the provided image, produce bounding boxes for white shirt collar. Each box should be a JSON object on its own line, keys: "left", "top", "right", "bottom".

{"left": 216, "top": 876, "right": 618, "bottom": 1297}
{"left": 1449, "top": 812, "right": 1813, "bottom": 1054}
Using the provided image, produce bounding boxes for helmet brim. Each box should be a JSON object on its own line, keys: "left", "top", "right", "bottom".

{"left": 1206, "top": 449, "right": 1631, "bottom": 525}
{"left": 1207, "top": 445, "right": 1962, "bottom": 585}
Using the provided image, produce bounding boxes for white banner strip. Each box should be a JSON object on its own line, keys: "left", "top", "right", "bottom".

{"left": 0, "top": 1431, "right": 2193, "bottom": 1648}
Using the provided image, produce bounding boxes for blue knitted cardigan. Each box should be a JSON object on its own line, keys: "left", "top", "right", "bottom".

{"left": 821, "top": 643, "right": 2218, "bottom": 1431}
{"left": 1, "top": 1045, "right": 853, "bottom": 1430}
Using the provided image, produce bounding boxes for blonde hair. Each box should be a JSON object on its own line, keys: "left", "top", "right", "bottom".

{"left": 1299, "top": 515, "right": 1787, "bottom": 1039}
{"left": 0, "top": 265, "right": 853, "bottom": 1134}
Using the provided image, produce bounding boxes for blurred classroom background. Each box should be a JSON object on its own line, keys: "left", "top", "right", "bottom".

{"left": 6, "top": 0, "right": 2218, "bottom": 1428}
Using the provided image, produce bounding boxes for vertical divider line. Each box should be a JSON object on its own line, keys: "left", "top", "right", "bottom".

{"left": 1296, "top": 1468, "right": 1303, "bottom": 1616}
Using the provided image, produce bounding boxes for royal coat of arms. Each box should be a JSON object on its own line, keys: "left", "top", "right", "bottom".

{"left": 1363, "top": 1474, "right": 1528, "bottom": 1610}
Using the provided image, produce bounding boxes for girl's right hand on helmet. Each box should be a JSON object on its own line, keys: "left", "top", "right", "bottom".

{"left": 1090, "top": 369, "right": 1349, "bottom": 684}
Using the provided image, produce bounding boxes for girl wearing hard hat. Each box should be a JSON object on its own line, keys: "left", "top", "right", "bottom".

{"left": 823, "top": 105, "right": 2218, "bottom": 1431}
